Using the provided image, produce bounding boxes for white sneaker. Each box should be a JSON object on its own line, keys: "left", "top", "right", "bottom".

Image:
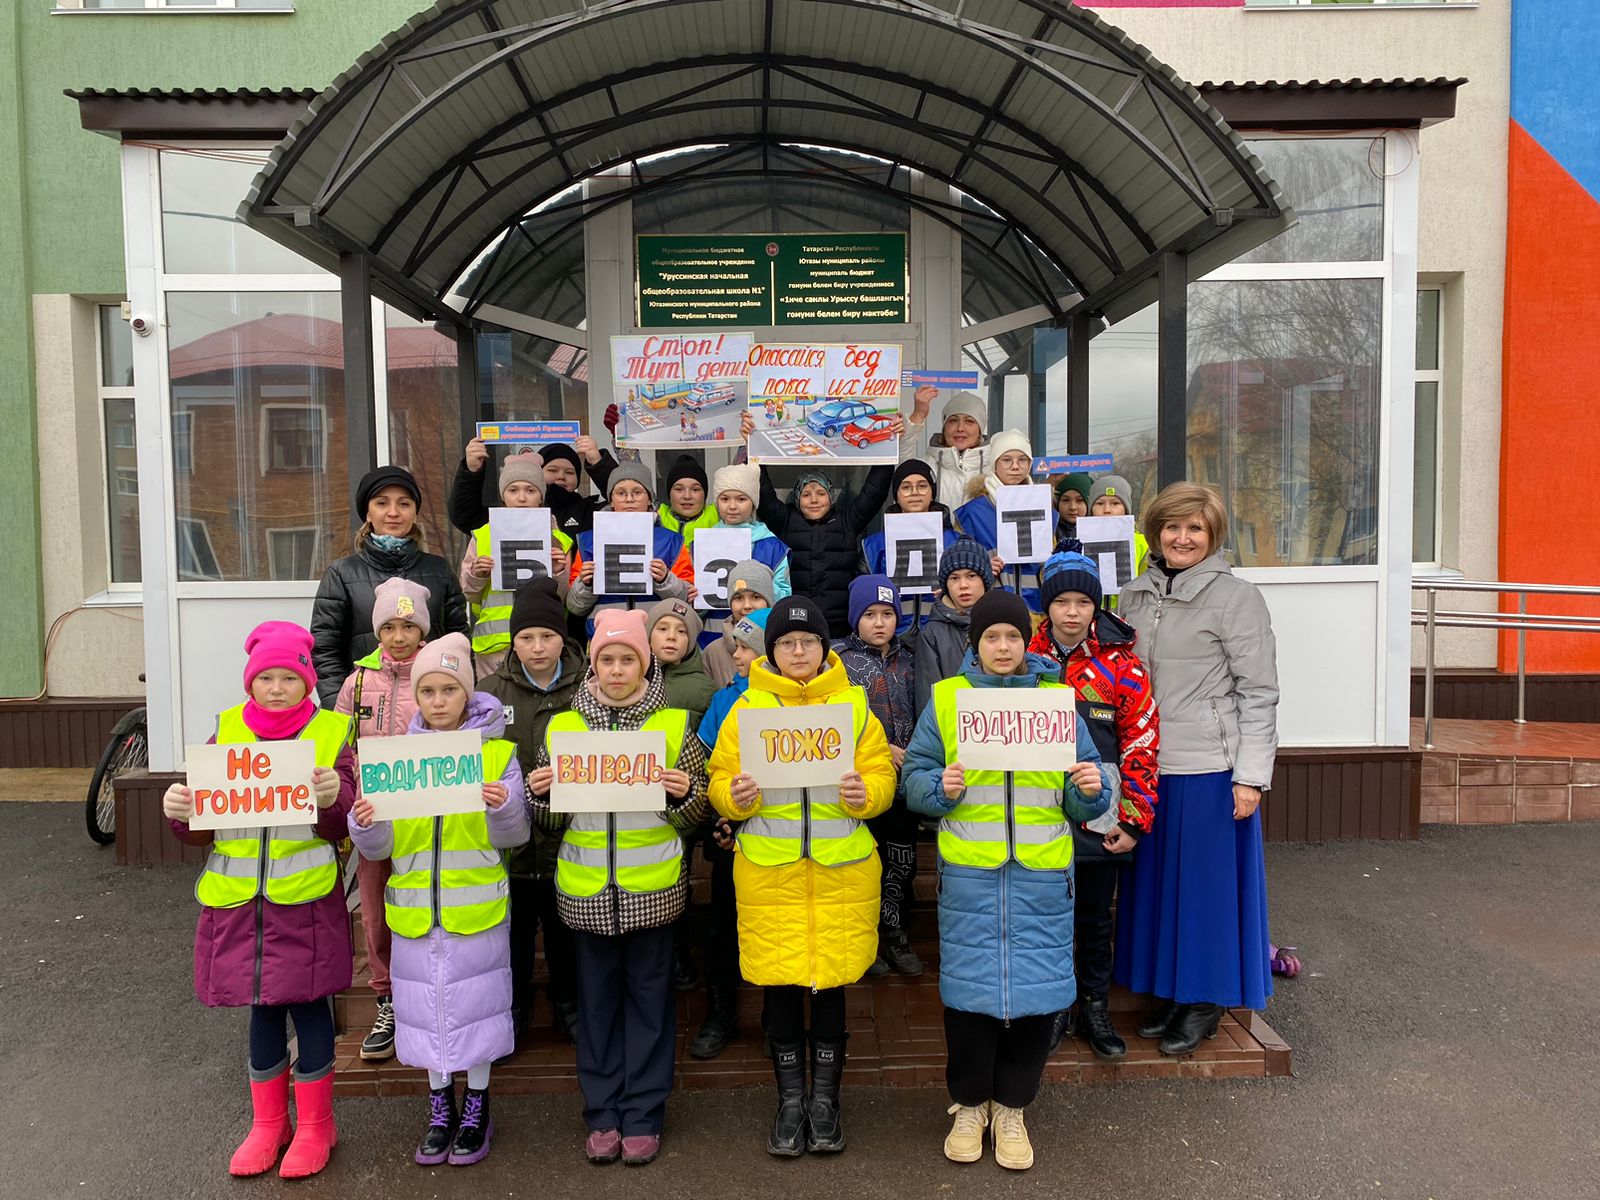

{"left": 943, "top": 1101, "right": 988, "bottom": 1163}
{"left": 991, "top": 1103, "right": 1033, "bottom": 1170}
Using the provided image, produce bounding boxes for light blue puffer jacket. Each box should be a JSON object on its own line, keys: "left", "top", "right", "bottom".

{"left": 904, "top": 650, "right": 1109, "bottom": 1019}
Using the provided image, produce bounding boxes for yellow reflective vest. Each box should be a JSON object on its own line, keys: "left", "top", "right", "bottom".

{"left": 469, "top": 522, "right": 574, "bottom": 655}
{"left": 546, "top": 709, "right": 688, "bottom": 898}
{"left": 194, "top": 706, "right": 351, "bottom": 909}
{"left": 384, "top": 738, "right": 518, "bottom": 937}
{"left": 931, "top": 677, "right": 1074, "bottom": 870}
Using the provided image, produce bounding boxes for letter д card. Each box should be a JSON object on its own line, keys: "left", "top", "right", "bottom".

{"left": 737, "top": 702, "right": 856, "bottom": 788}
{"left": 548, "top": 729, "right": 668, "bottom": 813}
{"left": 357, "top": 730, "right": 487, "bottom": 821}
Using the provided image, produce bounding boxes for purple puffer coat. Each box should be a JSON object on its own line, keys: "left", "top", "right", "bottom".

{"left": 170, "top": 733, "right": 357, "bottom": 1009}
{"left": 348, "top": 692, "right": 529, "bottom": 1074}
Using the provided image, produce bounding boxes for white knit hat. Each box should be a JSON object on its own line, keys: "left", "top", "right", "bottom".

{"left": 711, "top": 462, "right": 759, "bottom": 504}
{"left": 988, "top": 428, "right": 1033, "bottom": 466}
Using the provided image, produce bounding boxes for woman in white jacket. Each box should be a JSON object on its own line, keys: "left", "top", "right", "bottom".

{"left": 903, "top": 392, "right": 991, "bottom": 511}
{"left": 1112, "top": 482, "right": 1280, "bottom": 1057}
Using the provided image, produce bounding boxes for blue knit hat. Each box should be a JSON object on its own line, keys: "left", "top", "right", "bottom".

{"left": 848, "top": 575, "right": 901, "bottom": 631}
{"left": 939, "top": 537, "right": 993, "bottom": 590}
{"left": 1040, "top": 546, "right": 1102, "bottom": 610}
{"left": 730, "top": 606, "right": 773, "bottom": 654}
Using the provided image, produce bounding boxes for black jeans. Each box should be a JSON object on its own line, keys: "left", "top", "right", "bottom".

{"left": 869, "top": 800, "right": 919, "bottom": 931}
{"left": 1073, "top": 860, "right": 1120, "bottom": 1001}
{"left": 943, "top": 1008, "right": 1054, "bottom": 1108}
{"left": 249, "top": 999, "right": 335, "bottom": 1077}
{"left": 703, "top": 836, "right": 740, "bottom": 989}
{"left": 572, "top": 926, "right": 676, "bottom": 1136}
{"left": 766, "top": 985, "right": 847, "bottom": 1043}
{"left": 509, "top": 876, "right": 576, "bottom": 1010}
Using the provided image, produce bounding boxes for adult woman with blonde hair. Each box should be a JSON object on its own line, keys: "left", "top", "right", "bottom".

{"left": 1112, "top": 482, "right": 1280, "bottom": 1055}
{"left": 311, "top": 465, "right": 471, "bottom": 708}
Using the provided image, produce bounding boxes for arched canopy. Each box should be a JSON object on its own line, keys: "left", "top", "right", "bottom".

{"left": 244, "top": 0, "right": 1290, "bottom": 325}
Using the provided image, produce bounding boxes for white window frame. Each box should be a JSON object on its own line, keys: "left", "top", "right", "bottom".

{"left": 1412, "top": 285, "right": 1445, "bottom": 567}
{"left": 175, "top": 517, "right": 222, "bottom": 581}
{"left": 265, "top": 526, "right": 321, "bottom": 581}
{"left": 257, "top": 399, "right": 327, "bottom": 474}
{"left": 96, "top": 302, "right": 141, "bottom": 592}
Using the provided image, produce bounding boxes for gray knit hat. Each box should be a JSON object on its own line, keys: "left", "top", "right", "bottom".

{"left": 606, "top": 462, "right": 656, "bottom": 504}
{"left": 1087, "top": 473, "right": 1135, "bottom": 513}
{"left": 725, "top": 558, "right": 776, "bottom": 604}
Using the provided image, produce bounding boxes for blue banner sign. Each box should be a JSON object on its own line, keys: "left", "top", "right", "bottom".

{"left": 477, "top": 420, "right": 584, "bottom": 444}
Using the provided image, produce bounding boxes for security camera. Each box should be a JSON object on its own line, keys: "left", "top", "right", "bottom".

{"left": 130, "top": 315, "right": 155, "bottom": 337}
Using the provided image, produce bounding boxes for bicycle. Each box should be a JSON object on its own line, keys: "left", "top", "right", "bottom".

{"left": 86, "top": 674, "right": 147, "bottom": 846}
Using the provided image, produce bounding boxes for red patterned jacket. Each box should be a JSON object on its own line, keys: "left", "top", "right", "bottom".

{"left": 1028, "top": 610, "right": 1160, "bottom": 836}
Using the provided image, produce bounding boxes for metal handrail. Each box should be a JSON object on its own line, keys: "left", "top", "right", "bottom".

{"left": 1411, "top": 579, "right": 1600, "bottom": 748}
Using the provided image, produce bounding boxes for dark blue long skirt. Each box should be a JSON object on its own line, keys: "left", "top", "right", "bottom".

{"left": 1112, "top": 770, "right": 1273, "bottom": 1010}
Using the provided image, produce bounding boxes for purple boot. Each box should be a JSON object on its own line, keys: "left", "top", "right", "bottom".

{"left": 448, "top": 1088, "right": 494, "bottom": 1166}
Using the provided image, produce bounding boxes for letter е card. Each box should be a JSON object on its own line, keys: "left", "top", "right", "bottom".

{"left": 357, "top": 730, "right": 487, "bottom": 821}
{"left": 954, "top": 689, "right": 1076, "bottom": 772}
{"left": 738, "top": 703, "right": 856, "bottom": 788}
{"left": 186, "top": 740, "right": 318, "bottom": 831}
{"left": 549, "top": 729, "right": 668, "bottom": 813}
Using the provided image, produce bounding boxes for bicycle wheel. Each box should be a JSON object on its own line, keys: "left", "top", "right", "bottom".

{"left": 86, "top": 708, "right": 148, "bottom": 846}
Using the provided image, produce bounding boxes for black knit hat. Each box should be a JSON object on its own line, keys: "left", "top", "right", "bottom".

{"left": 763, "top": 595, "right": 831, "bottom": 658}
{"left": 891, "top": 458, "right": 936, "bottom": 497}
{"left": 967, "top": 589, "right": 1033, "bottom": 651}
{"left": 939, "top": 537, "right": 993, "bottom": 590}
{"left": 540, "top": 443, "right": 581, "bottom": 475}
{"left": 663, "top": 453, "right": 708, "bottom": 494}
{"left": 509, "top": 578, "right": 567, "bottom": 639}
{"left": 355, "top": 465, "right": 421, "bottom": 519}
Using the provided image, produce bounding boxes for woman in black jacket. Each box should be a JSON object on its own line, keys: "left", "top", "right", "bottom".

{"left": 310, "top": 466, "right": 471, "bottom": 707}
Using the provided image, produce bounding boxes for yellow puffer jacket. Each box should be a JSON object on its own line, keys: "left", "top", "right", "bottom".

{"left": 708, "top": 653, "right": 896, "bottom": 989}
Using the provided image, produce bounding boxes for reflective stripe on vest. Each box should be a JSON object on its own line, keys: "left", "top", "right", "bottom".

{"left": 194, "top": 706, "right": 352, "bottom": 909}
{"left": 383, "top": 738, "right": 518, "bottom": 937}
{"left": 546, "top": 708, "right": 687, "bottom": 898}
{"left": 735, "top": 686, "right": 877, "bottom": 867}
{"left": 930, "top": 677, "right": 1073, "bottom": 871}
{"left": 470, "top": 523, "right": 574, "bottom": 653}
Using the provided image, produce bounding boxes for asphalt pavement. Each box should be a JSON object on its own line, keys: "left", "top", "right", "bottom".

{"left": 7, "top": 801, "right": 1599, "bottom": 1200}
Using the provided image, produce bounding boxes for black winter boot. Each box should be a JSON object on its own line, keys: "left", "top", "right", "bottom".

{"left": 767, "top": 1040, "right": 808, "bottom": 1157}
{"left": 1079, "top": 995, "right": 1127, "bottom": 1061}
{"left": 1048, "top": 1007, "right": 1074, "bottom": 1054}
{"left": 1137, "top": 999, "right": 1180, "bottom": 1040}
{"left": 414, "top": 1086, "right": 458, "bottom": 1166}
{"left": 805, "top": 1037, "right": 848, "bottom": 1153}
{"left": 1158, "top": 1003, "right": 1223, "bottom": 1056}
{"left": 689, "top": 985, "right": 740, "bottom": 1060}
{"left": 880, "top": 927, "right": 924, "bottom": 977}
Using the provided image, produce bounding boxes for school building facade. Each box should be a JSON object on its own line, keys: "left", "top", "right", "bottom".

{"left": 2, "top": 0, "right": 1594, "bottom": 813}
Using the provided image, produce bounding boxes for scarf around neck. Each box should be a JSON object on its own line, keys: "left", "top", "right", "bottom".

{"left": 241, "top": 697, "right": 318, "bottom": 741}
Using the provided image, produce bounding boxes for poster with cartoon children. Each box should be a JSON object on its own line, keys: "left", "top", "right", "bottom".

{"left": 612, "top": 332, "right": 751, "bottom": 450}
{"left": 746, "top": 342, "right": 903, "bottom": 465}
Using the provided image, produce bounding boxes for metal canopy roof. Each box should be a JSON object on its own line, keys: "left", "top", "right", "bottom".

{"left": 243, "top": 0, "right": 1291, "bottom": 325}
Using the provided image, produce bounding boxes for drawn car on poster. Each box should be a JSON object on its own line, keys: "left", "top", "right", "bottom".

{"left": 841, "top": 414, "right": 897, "bottom": 447}
{"left": 805, "top": 400, "right": 881, "bottom": 439}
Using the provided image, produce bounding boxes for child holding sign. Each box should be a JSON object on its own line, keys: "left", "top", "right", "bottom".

{"left": 903, "top": 591, "right": 1110, "bottom": 1172}
{"left": 459, "top": 451, "right": 573, "bottom": 678}
{"left": 701, "top": 558, "right": 776, "bottom": 688}
{"left": 348, "top": 632, "right": 529, "bottom": 1168}
{"left": 707, "top": 597, "right": 896, "bottom": 1158}
{"left": 696, "top": 463, "right": 792, "bottom": 649}
{"left": 1085, "top": 474, "right": 1150, "bottom": 599}
{"left": 161, "top": 622, "right": 355, "bottom": 1180}
{"left": 833, "top": 576, "right": 923, "bottom": 978}
{"left": 860, "top": 459, "right": 958, "bottom": 639}
{"left": 526, "top": 609, "right": 709, "bottom": 1167}
{"left": 658, "top": 454, "right": 719, "bottom": 545}
{"left": 953, "top": 429, "right": 1046, "bottom": 613}
{"left": 1028, "top": 551, "right": 1159, "bottom": 1061}
{"left": 565, "top": 464, "right": 695, "bottom": 632}
{"left": 648, "top": 598, "right": 716, "bottom": 729}
{"left": 334, "top": 577, "right": 431, "bottom": 1064}
{"left": 913, "top": 539, "right": 993, "bottom": 713}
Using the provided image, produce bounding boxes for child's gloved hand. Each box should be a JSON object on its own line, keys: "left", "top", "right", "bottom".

{"left": 311, "top": 766, "right": 340, "bottom": 809}
{"left": 162, "top": 783, "right": 193, "bottom": 822}
{"left": 710, "top": 816, "right": 735, "bottom": 850}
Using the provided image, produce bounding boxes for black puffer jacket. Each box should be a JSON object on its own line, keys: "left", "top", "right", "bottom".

{"left": 447, "top": 451, "right": 617, "bottom": 540}
{"left": 309, "top": 536, "right": 471, "bottom": 707}
{"left": 757, "top": 464, "right": 892, "bottom": 637}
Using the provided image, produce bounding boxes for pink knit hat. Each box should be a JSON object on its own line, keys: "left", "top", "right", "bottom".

{"left": 242, "top": 621, "right": 317, "bottom": 694}
{"left": 410, "top": 632, "right": 474, "bottom": 699}
{"left": 589, "top": 608, "right": 650, "bottom": 666}
{"left": 371, "top": 576, "right": 432, "bottom": 637}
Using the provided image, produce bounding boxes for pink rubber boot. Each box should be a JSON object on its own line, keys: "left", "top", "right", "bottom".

{"left": 229, "top": 1067, "right": 293, "bottom": 1177}
{"left": 279, "top": 1068, "right": 338, "bottom": 1179}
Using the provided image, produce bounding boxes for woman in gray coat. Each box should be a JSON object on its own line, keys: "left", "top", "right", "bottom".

{"left": 1112, "top": 482, "right": 1279, "bottom": 1056}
